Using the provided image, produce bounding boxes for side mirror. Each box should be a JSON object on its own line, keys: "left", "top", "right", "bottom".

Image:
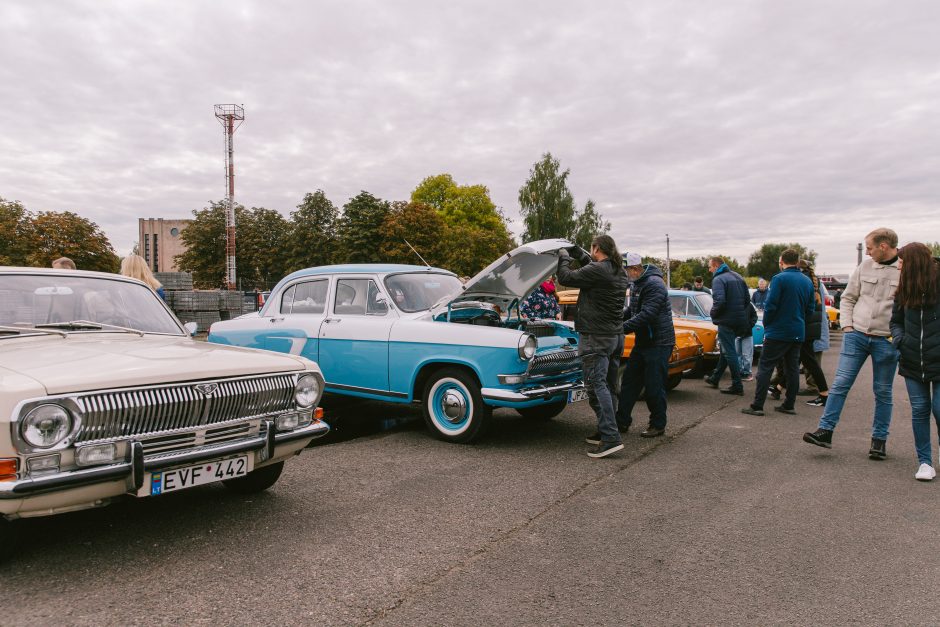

{"left": 183, "top": 322, "right": 198, "bottom": 336}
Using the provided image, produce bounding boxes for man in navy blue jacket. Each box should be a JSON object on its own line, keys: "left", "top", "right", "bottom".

{"left": 612, "top": 253, "right": 676, "bottom": 438}
{"left": 706, "top": 256, "right": 752, "bottom": 395}
{"left": 742, "top": 249, "right": 815, "bottom": 415}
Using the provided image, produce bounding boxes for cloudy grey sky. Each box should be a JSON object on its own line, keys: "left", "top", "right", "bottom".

{"left": 2, "top": 0, "right": 938, "bottom": 274}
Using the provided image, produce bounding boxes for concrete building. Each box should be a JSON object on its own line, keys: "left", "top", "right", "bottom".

{"left": 138, "top": 218, "right": 191, "bottom": 272}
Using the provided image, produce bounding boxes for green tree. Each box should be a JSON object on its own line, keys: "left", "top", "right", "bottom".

{"left": 571, "top": 199, "right": 610, "bottom": 250}
{"left": 379, "top": 202, "right": 449, "bottom": 267}
{"left": 238, "top": 207, "right": 291, "bottom": 289}
{"left": 928, "top": 242, "right": 940, "bottom": 256}
{"left": 336, "top": 191, "right": 390, "bottom": 264}
{"left": 0, "top": 197, "right": 33, "bottom": 266}
{"left": 671, "top": 256, "right": 745, "bottom": 288}
{"left": 746, "top": 243, "right": 817, "bottom": 280}
{"left": 285, "top": 190, "right": 339, "bottom": 271}
{"left": 412, "top": 174, "right": 515, "bottom": 275}
{"left": 518, "top": 152, "right": 577, "bottom": 242}
{"left": 27, "top": 211, "right": 119, "bottom": 272}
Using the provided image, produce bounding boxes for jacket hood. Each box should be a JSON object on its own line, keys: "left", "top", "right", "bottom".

{"left": 435, "top": 239, "right": 575, "bottom": 314}
{"left": 632, "top": 264, "right": 664, "bottom": 285}
{"left": 0, "top": 334, "right": 310, "bottom": 395}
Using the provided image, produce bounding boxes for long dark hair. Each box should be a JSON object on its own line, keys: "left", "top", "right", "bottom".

{"left": 798, "top": 259, "right": 820, "bottom": 306}
{"left": 591, "top": 234, "right": 622, "bottom": 272}
{"left": 896, "top": 242, "right": 940, "bottom": 309}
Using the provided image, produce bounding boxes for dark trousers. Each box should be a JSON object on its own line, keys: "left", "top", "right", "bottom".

{"left": 616, "top": 344, "right": 671, "bottom": 430}
{"left": 752, "top": 338, "right": 802, "bottom": 410}
{"left": 710, "top": 324, "right": 743, "bottom": 390}
{"left": 579, "top": 333, "right": 625, "bottom": 444}
{"left": 770, "top": 344, "right": 829, "bottom": 393}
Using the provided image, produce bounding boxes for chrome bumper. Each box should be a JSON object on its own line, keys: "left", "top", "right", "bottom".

{"left": 0, "top": 419, "right": 329, "bottom": 499}
{"left": 482, "top": 380, "right": 583, "bottom": 403}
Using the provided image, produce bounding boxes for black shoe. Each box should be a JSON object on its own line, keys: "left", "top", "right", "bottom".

{"left": 775, "top": 405, "right": 796, "bottom": 415}
{"left": 768, "top": 386, "right": 781, "bottom": 400}
{"left": 806, "top": 395, "right": 827, "bottom": 407}
{"left": 741, "top": 406, "right": 764, "bottom": 416}
{"left": 587, "top": 441, "right": 624, "bottom": 458}
{"left": 585, "top": 425, "right": 629, "bottom": 445}
{"left": 803, "top": 428, "right": 833, "bottom": 448}
{"left": 704, "top": 378, "right": 719, "bottom": 389}
{"left": 720, "top": 387, "right": 744, "bottom": 396}
{"left": 869, "top": 438, "right": 887, "bottom": 460}
{"left": 640, "top": 426, "right": 665, "bottom": 438}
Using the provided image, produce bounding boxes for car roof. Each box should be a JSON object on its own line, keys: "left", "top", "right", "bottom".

{"left": 280, "top": 264, "right": 455, "bottom": 281}
{"left": 0, "top": 266, "right": 141, "bottom": 285}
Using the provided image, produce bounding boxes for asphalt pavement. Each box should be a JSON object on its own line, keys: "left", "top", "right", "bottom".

{"left": 3, "top": 331, "right": 939, "bottom": 625}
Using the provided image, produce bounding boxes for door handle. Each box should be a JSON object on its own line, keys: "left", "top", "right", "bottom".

{"left": 269, "top": 317, "right": 284, "bottom": 323}
{"left": 324, "top": 318, "right": 342, "bottom": 324}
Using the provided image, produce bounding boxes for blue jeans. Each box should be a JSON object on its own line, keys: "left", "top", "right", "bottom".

{"left": 579, "top": 333, "right": 625, "bottom": 444}
{"left": 710, "top": 325, "right": 743, "bottom": 390}
{"left": 736, "top": 335, "right": 754, "bottom": 377}
{"left": 818, "top": 331, "right": 899, "bottom": 439}
{"left": 903, "top": 378, "right": 940, "bottom": 465}
{"left": 616, "top": 344, "right": 671, "bottom": 430}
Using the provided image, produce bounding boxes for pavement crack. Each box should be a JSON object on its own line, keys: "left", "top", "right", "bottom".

{"left": 360, "top": 398, "right": 737, "bottom": 625}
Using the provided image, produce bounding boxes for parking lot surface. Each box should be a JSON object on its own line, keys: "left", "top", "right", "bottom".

{"left": 3, "top": 333, "right": 939, "bottom": 625}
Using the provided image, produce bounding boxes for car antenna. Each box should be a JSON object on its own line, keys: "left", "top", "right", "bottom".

{"left": 404, "top": 239, "right": 431, "bottom": 268}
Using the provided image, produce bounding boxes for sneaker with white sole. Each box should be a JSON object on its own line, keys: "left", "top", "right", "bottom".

{"left": 587, "top": 441, "right": 624, "bottom": 458}
{"left": 915, "top": 463, "right": 936, "bottom": 481}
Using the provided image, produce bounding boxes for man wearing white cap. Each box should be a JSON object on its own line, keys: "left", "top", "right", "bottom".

{"left": 610, "top": 252, "right": 675, "bottom": 438}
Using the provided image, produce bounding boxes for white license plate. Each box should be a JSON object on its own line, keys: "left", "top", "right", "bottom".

{"left": 568, "top": 388, "right": 588, "bottom": 403}
{"left": 147, "top": 456, "right": 250, "bottom": 496}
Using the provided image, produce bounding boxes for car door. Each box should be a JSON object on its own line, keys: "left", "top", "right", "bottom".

{"left": 318, "top": 276, "right": 397, "bottom": 397}
{"left": 263, "top": 277, "right": 331, "bottom": 362}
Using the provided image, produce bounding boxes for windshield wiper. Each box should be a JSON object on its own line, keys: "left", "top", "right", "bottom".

{"left": 0, "top": 324, "right": 68, "bottom": 338}
{"left": 35, "top": 320, "right": 145, "bottom": 337}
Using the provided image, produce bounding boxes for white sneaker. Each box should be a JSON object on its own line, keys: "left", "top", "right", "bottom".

{"left": 915, "top": 463, "right": 936, "bottom": 481}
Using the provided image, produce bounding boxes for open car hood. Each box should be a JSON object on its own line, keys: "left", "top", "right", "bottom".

{"left": 435, "top": 239, "right": 576, "bottom": 315}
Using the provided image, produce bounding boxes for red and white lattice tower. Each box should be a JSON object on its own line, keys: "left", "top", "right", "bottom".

{"left": 214, "top": 104, "right": 244, "bottom": 290}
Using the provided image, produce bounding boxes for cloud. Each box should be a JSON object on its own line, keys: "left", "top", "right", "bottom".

{"left": 1, "top": 0, "right": 938, "bottom": 272}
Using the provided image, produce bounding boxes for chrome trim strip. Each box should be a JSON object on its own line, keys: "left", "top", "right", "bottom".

{"left": 482, "top": 380, "right": 583, "bottom": 403}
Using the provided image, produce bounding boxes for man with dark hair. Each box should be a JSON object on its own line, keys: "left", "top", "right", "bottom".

{"left": 803, "top": 227, "right": 900, "bottom": 458}
{"left": 692, "top": 276, "right": 711, "bottom": 294}
{"left": 705, "top": 256, "right": 752, "bottom": 395}
{"left": 558, "top": 235, "right": 629, "bottom": 458}
{"left": 610, "top": 252, "right": 675, "bottom": 438}
{"left": 742, "top": 249, "right": 815, "bottom": 416}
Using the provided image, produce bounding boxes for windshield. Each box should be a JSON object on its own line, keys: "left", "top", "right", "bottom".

{"left": 0, "top": 274, "right": 182, "bottom": 335}
{"left": 384, "top": 273, "right": 462, "bottom": 313}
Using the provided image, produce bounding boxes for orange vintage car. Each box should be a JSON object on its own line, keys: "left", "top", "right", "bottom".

{"left": 556, "top": 289, "right": 704, "bottom": 390}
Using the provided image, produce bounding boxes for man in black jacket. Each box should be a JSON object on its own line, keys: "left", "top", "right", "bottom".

{"left": 614, "top": 254, "right": 676, "bottom": 438}
{"left": 705, "top": 256, "right": 752, "bottom": 395}
{"left": 558, "top": 235, "right": 630, "bottom": 458}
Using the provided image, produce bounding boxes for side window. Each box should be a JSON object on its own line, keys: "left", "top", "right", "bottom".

{"left": 279, "top": 285, "right": 296, "bottom": 314}
{"left": 334, "top": 279, "right": 378, "bottom": 316}
{"left": 286, "top": 280, "right": 328, "bottom": 314}
{"left": 366, "top": 280, "right": 388, "bottom": 315}
{"left": 669, "top": 295, "right": 686, "bottom": 316}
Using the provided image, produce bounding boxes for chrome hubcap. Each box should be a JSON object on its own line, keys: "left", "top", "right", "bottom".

{"left": 441, "top": 390, "right": 467, "bottom": 422}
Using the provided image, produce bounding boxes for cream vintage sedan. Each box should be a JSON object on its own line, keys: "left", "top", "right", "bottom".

{"left": 0, "top": 267, "right": 330, "bottom": 559}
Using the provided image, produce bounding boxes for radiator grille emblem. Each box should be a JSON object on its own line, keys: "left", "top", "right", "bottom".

{"left": 195, "top": 383, "right": 219, "bottom": 397}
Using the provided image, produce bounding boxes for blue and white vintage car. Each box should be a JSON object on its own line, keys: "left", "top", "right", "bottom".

{"left": 208, "top": 240, "right": 584, "bottom": 443}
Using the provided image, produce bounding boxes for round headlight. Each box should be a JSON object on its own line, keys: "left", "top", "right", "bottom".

{"left": 294, "top": 373, "right": 322, "bottom": 408}
{"left": 21, "top": 404, "right": 73, "bottom": 449}
{"left": 518, "top": 334, "right": 537, "bottom": 360}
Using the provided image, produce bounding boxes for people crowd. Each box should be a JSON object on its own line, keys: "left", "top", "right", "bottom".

{"left": 565, "top": 227, "right": 940, "bottom": 482}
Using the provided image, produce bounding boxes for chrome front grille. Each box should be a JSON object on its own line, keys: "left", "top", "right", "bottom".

{"left": 140, "top": 420, "right": 260, "bottom": 456}
{"left": 528, "top": 349, "right": 581, "bottom": 377}
{"left": 74, "top": 374, "right": 296, "bottom": 443}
